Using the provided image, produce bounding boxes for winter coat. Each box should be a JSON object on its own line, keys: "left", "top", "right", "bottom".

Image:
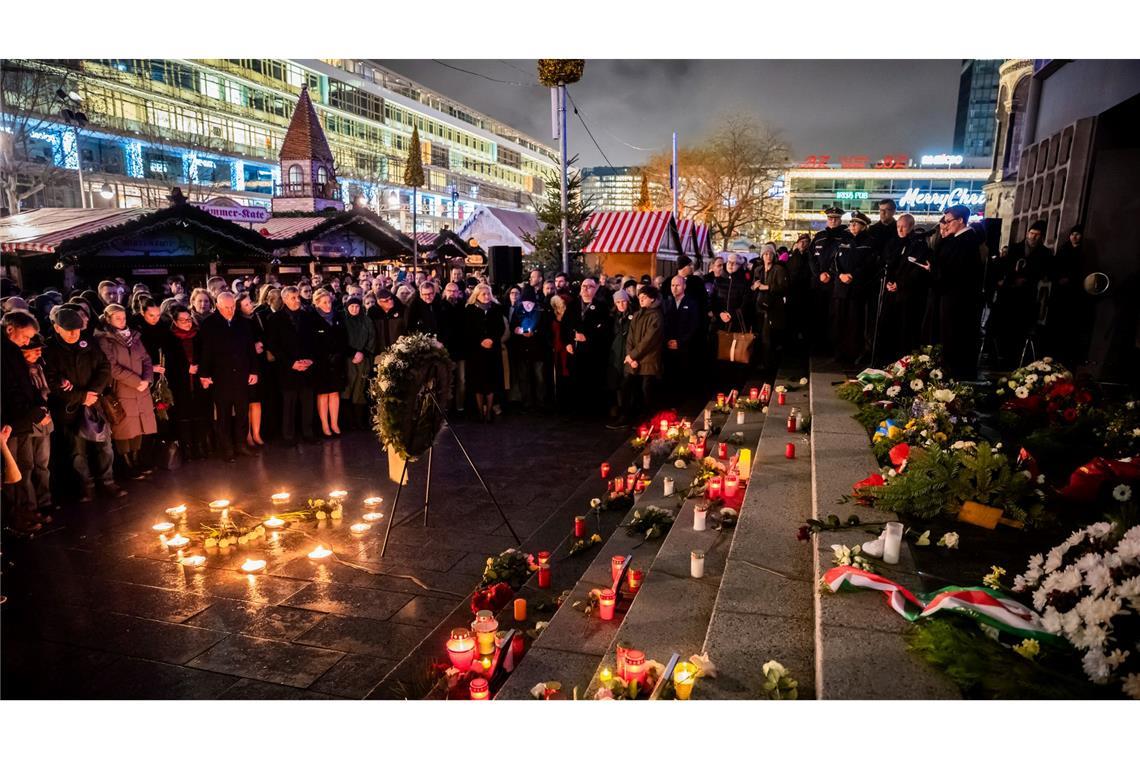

{"left": 43, "top": 334, "right": 112, "bottom": 427}
{"left": 753, "top": 263, "right": 788, "bottom": 331}
{"left": 97, "top": 329, "right": 157, "bottom": 440}
{"left": 663, "top": 293, "right": 701, "bottom": 353}
{"left": 571, "top": 298, "right": 612, "bottom": 374}
{"left": 711, "top": 270, "right": 752, "bottom": 331}
{"left": 266, "top": 306, "right": 319, "bottom": 390}
{"left": 625, "top": 301, "right": 663, "bottom": 377}
{"left": 2, "top": 336, "right": 49, "bottom": 436}
{"left": 310, "top": 309, "right": 348, "bottom": 395}
{"left": 608, "top": 308, "right": 635, "bottom": 390}
{"left": 197, "top": 312, "right": 258, "bottom": 399}
{"left": 809, "top": 225, "right": 852, "bottom": 292}
{"left": 464, "top": 302, "right": 507, "bottom": 394}
{"left": 342, "top": 311, "right": 376, "bottom": 405}
{"left": 406, "top": 295, "right": 441, "bottom": 337}
{"left": 509, "top": 305, "right": 551, "bottom": 362}
{"left": 371, "top": 303, "right": 407, "bottom": 356}
{"left": 832, "top": 230, "right": 875, "bottom": 300}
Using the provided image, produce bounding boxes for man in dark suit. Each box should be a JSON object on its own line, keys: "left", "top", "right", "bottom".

{"left": 569, "top": 278, "right": 611, "bottom": 414}
{"left": 932, "top": 204, "right": 984, "bottom": 379}
{"left": 198, "top": 292, "right": 259, "bottom": 462}
{"left": 267, "top": 286, "right": 318, "bottom": 444}
{"left": 663, "top": 274, "right": 700, "bottom": 401}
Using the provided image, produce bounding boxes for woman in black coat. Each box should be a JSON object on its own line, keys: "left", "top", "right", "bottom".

{"left": 166, "top": 304, "right": 212, "bottom": 459}
{"left": 310, "top": 288, "right": 348, "bottom": 437}
{"left": 752, "top": 245, "right": 788, "bottom": 375}
{"left": 464, "top": 283, "right": 507, "bottom": 423}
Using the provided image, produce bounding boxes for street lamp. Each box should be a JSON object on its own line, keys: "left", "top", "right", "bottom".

{"left": 99, "top": 182, "right": 114, "bottom": 201}
{"left": 56, "top": 88, "right": 89, "bottom": 209}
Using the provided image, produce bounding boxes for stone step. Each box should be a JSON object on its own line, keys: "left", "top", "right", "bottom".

{"left": 808, "top": 364, "right": 958, "bottom": 699}
{"left": 697, "top": 371, "right": 817, "bottom": 699}
{"left": 497, "top": 388, "right": 769, "bottom": 700}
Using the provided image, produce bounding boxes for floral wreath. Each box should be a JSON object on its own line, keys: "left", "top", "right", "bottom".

{"left": 370, "top": 333, "right": 454, "bottom": 460}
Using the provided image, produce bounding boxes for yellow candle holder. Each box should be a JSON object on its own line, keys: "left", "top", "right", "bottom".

{"left": 672, "top": 662, "right": 698, "bottom": 700}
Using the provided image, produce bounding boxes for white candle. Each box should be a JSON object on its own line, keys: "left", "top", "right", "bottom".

{"left": 240, "top": 558, "right": 266, "bottom": 573}
{"left": 329, "top": 490, "right": 348, "bottom": 499}
{"left": 883, "top": 521, "right": 903, "bottom": 565}
{"left": 642, "top": 452, "right": 651, "bottom": 470}
{"left": 736, "top": 410, "right": 745, "bottom": 425}
{"left": 663, "top": 477, "right": 675, "bottom": 497}
{"left": 166, "top": 533, "right": 189, "bottom": 548}
{"left": 308, "top": 545, "right": 333, "bottom": 560}
{"left": 263, "top": 516, "right": 285, "bottom": 529}
{"left": 363, "top": 496, "right": 383, "bottom": 508}
{"left": 165, "top": 504, "right": 187, "bottom": 517}
{"left": 152, "top": 521, "right": 175, "bottom": 532}
{"left": 693, "top": 506, "right": 708, "bottom": 532}
{"left": 691, "top": 550, "right": 705, "bottom": 578}
{"left": 270, "top": 492, "right": 290, "bottom": 503}
{"left": 208, "top": 499, "right": 230, "bottom": 510}
{"left": 362, "top": 512, "right": 384, "bottom": 522}
{"left": 350, "top": 522, "right": 371, "bottom": 535}
{"left": 703, "top": 409, "right": 712, "bottom": 428}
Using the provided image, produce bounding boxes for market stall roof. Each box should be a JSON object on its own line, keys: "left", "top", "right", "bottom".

{"left": 264, "top": 208, "right": 415, "bottom": 259}
{"left": 581, "top": 210, "right": 679, "bottom": 254}
{"left": 413, "top": 232, "right": 438, "bottom": 247}
{"left": 676, "top": 218, "right": 695, "bottom": 253}
{"left": 694, "top": 222, "right": 712, "bottom": 257}
{"left": 0, "top": 204, "right": 272, "bottom": 258}
{"left": 425, "top": 229, "right": 485, "bottom": 263}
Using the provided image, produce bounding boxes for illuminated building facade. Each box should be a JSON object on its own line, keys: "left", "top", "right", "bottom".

{"left": 581, "top": 166, "right": 663, "bottom": 211}
{"left": 1, "top": 59, "right": 558, "bottom": 232}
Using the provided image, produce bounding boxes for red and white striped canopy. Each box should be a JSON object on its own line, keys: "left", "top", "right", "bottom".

{"left": 582, "top": 210, "right": 675, "bottom": 254}
{"left": 694, "top": 223, "right": 710, "bottom": 252}
{"left": 0, "top": 208, "right": 149, "bottom": 253}
{"left": 413, "top": 231, "right": 437, "bottom": 247}
{"left": 675, "top": 218, "right": 695, "bottom": 253}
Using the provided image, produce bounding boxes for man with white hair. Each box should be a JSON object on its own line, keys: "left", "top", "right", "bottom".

{"left": 198, "top": 291, "right": 259, "bottom": 462}
{"left": 663, "top": 274, "right": 700, "bottom": 399}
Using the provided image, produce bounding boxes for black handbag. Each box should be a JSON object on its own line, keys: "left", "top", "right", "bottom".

{"left": 100, "top": 391, "right": 126, "bottom": 426}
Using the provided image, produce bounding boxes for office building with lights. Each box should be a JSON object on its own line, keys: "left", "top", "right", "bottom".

{"left": 779, "top": 159, "right": 991, "bottom": 239}
{"left": 1, "top": 59, "right": 559, "bottom": 232}
{"left": 581, "top": 166, "right": 662, "bottom": 211}
{"left": 953, "top": 59, "right": 1001, "bottom": 161}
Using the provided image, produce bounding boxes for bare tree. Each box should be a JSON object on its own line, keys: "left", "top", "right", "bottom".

{"left": 642, "top": 113, "right": 789, "bottom": 249}
{"left": 0, "top": 60, "right": 76, "bottom": 214}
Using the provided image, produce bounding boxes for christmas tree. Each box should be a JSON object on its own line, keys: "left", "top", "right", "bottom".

{"left": 404, "top": 125, "right": 425, "bottom": 188}
{"left": 522, "top": 156, "right": 596, "bottom": 275}
{"left": 636, "top": 174, "right": 651, "bottom": 212}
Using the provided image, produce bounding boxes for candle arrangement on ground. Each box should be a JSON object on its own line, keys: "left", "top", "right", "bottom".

{"left": 584, "top": 651, "right": 718, "bottom": 700}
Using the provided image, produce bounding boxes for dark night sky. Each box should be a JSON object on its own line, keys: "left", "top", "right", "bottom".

{"left": 377, "top": 59, "right": 964, "bottom": 167}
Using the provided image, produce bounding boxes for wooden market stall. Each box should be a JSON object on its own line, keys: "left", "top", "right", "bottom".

{"left": 581, "top": 210, "right": 683, "bottom": 279}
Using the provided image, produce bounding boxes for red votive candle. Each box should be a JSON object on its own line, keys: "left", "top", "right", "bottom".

{"left": 600, "top": 462, "right": 611, "bottom": 479}
{"left": 611, "top": 555, "right": 625, "bottom": 583}
{"left": 537, "top": 565, "right": 551, "bottom": 588}
{"left": 778, "top": 392, "right": 787, "bottom": 405}
{"left": 725, "top": 476, "right": 739, "bottom": 499}
{"left": 598, "top": 589, "right": 616, "bottom": 620}
{"left": 446, "top": 628, "right": 476, "bottom": 672}
{"left": 786, "top": 443, "right": 796, "bottom": 459}
{"left": 613, "top": 477, "right": 625, "bottom": 494}
{"left": 574, "top": 516, "right": 586, "bottom": 538}
{"left": 626, "top": 473, "right": 637, "bottom": 491}
{"left": 625, "top": 650, "right": 648, "bottom": 687}
{"left": 787, "top": 413, "right": 797, "bottom": 433}
{"left": 749, "top": 387, "right": 760, "bottom": 401}
{"left": 616, "top": 644, "right": 630, "bottom": 679}
{"left": 469, "top": 677, "right": 490, "bottom": 700}
{"left": 628, "top": 568, "right": 644, "bottom": 593}
{"left": 718, "top": 442, "right": 728, "bottom": 459}
{"left": 707, "top": 477, "right": 723, "bottom": 500}
{"left": 716, "top": 393, "right": 726, "bottom": 407}
{"left": 511, "top": 633, "right": 526, "bottom": 658}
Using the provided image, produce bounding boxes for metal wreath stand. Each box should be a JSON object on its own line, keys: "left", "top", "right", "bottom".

{"left": 378, "top": 377, "right": 520, "bottom": 558}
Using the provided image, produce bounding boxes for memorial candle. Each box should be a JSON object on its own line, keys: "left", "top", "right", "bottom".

{"left": 511, "top": 633, "right": 526, "bottom": 658}
{"left": 642, "top": 452, "right": 651, "bottom": 470}
{"left": 663, "top": 477, "right": 675, "bottom": 497}
{"left": 468, "top": 677, "right": 490, "bottom": 700}
{"left": 693, "top": 504, "right": 708, "bottom": 531}
{"left": 749, "top": 387, "right": 760, "bottom": 401}
{"left": 716, "top": 393, "right": 726, "bottom": 407}
{"left": 625, "top": 650, "right": 647, "bottom": 687}
{"left": 724, "top": 476, "right": 739, "bottom": 499}
{"left": 574, "top": 516, "right": 586, "bottom": 538}
{"left": 883, "top": 521, "right": 903, "bottom": 565}
{"left": 717, "top": 442, "right": 728, "bottom": 459}
{"left": 600, "top": 462, "right": 611, "bottom": 479}
{"left": 165, "top": 504, "right": 187, "bottom": 518}
{"left": 777, "top": 391, "right": 787, "bottom": 405}
{"left": 537, "top": 563, "right": 551, "bottom": 589}
{"left": 691, "top": 550, "right": 706, "bottom": 578}
{"left": 598, "top": 589, "right": 616, "bottom": 620}
{"left": 786, "top": 443, "right": 796, "bottom": 459}
{"left": 270, "top": 491, "right": 290, "bottom": 504}
{"left": 328, "top": 489, "right": 348, "bottom": 499}
{"left": 611, "top": 555, "right": 625, "bottom": 583}
{"left": 787, "top": 413, "right": 797, "bottom": 433}
{"left": 638, "top": 425, "right": 650, "bottom": 440}
{"left": 672, "top": 662, "right": 698, "bottom": 700}
{"left": 446, "top": 628, "right": 476, "bottom": 672}
{"left": 152, "top": 521, "right": 175, "bottom": 533}
{"left": 513, "top": 598, "right": 527, "bottom": 622}
{"left": 166, "top": 533, "right": 189, "bottom": 548}
{"left": 472, "top": 617, "right": 498, "bottom": 656}
{"left": 707, "top": 477, "right": 722, "bottom": 500}
{"left": 208, "top": 499, "right": 230, "bottom": 510}
{"left": 350, "top": 522, "right": 371, "bottom": 535}
{"left": 616, "top": 644, "right": 630, "bottom": 680}
{"left": 263, "top": 516, "right": 285, "bottom": 529}
{"left": 738, "top": 449, "right": 752, "bottom": 478}
{"left": 628, "top": 568, "right": 644, "bottom": 593}
{"left": 307, "top": 545, "right": 332, "bottom": 560}
{"left": 240, "top": 558, "right": 266, "bottom": 574}
{"left": 737, "top": 410, "right": 746, "bottom": 425}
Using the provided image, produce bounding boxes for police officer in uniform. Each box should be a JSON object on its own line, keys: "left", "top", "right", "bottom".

{"left": 831, "top": 212, "right": 873, "bottom": 365}
{"left": 809, "top": 207, "right": 852, "bottom": 354}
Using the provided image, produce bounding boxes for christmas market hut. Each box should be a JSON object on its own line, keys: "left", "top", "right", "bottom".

{"left": 581, "top": 210, "right": 682, "bottom": 278}
{"left": 457, "top": 206, "right": 539, "bottom": 257}
{"left": 255, "top": 207, "right": 416, "bottom": 280}
{"left": 0, "top": 202, "right": 273, "bottom": 292}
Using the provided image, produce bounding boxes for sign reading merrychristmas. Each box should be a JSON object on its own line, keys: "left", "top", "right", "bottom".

{"left": 897, "top": 186, "right": 986, "bottom": 211}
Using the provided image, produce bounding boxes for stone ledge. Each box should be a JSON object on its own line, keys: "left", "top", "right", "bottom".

{"left": 809, "top": 367, "right": 958, "bottom": 700}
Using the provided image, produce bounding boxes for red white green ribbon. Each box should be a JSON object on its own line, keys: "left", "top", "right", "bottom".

{"left": 822, "top": 566, "right": 1061, "bottom": 642}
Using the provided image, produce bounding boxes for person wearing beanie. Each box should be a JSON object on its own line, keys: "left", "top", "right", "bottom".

{"left": 509, "top": 284, "right": 550, "bottom": 411}
{"left": 341, "top": 295, "right": 376, "bottom": 430}
{"left": 622, "top": 278, "right": 640, "bottom": 314}
{"left": 615, "top": 283, "right": 663, "bottom": 425}
{"left": 831, "top": 212, "right": 875, "bottom": 365}
{"left": 44, "top": 304, "right": 126, "bottom": 501}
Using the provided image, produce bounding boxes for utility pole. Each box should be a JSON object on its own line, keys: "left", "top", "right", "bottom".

{"left": 671, "top": 131, "right": 678, "bottom": 219}
{"left": 559, "top": 84, "right": 569, "bottom": 273}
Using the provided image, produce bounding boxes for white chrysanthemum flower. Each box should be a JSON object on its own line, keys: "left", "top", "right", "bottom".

{"left": 910, "top": 379, "right": 924, "bottom": 391}
{"left": 1041, "top": 607, "right": 1064, "bottom": 632}
{"left": 938, "top": 531, "right": 959, "bottom": 549}
{"left": 918, "top": 354, "right": 931, "bottom": 363}
{"left": 1117, "top": 576, "right": 1140, "bottom": 600}
{"left": 1043, "top": 356, "right": 1055, "bottom": 364}
{"left": 1105, "top": 649, "right": 1131, "bottom": 670}
{"left": 1015, "top": 386, "right": 1030, "bottom": 399}
{"left": 1124, "top": 525, "right": 1140, "bottom": 543}
{"left": 1061, "top": 610, "right": 1083, "bottom": 636}
{"left": 1087, "top": 522, "right": 1114, "bottom": 539}
{"left": 1116, "top": 538, "right": 1140, "bottom": 564}
{"left": 1113, "top": 484, "right": 1132, "bottom": 502}
{"left": 1075, "top": 625, "right": 1109, "bottom": 653}
{"left": 1076, "top": 595, "right": 1122, "bottom": 627}
{"left": 1085, "top": 565, "right": 1114, "bottom": 597}
{"left": 930, "top": 369, "right": 943, "bottom": 380}
{"left": 1052, "top": 566, "right": 1084, "bottom": 594}
{"left": 1044, "top": 548, "right": 1065, "bottom": 574}
{"left": 1076, "top": 552, "right": 1105, "bottom": 573}
{"left": 886, "top": 385, "right": 901, "bottom": 398}
{"left": 1122, "top": 672, "right": 1140, "bottom": 699}
{"left": 1025, "top": 373, "right": 1039, "bottom": 385}
{"left": 1082, "top": 649, "right": 1111, "bottom": 683}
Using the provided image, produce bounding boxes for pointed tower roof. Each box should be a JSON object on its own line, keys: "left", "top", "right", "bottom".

{"left": 280, "top": 84, "right": 334, "bottom": 163}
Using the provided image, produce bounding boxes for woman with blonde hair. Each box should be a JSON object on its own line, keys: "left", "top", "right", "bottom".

{"left": 98, "top": 303, "right": 157, "bottom": 479}
{"left": 189, "top": 288, "right": 214, "bottom": 326}
{"left": 463, "top": 283, "right": 507, "bottom": 423}
{"left": 548, "top": 294, "right": 574, "bottom": 412}
{"left": 310, "top": 288, "right": 348, "bottom": 437}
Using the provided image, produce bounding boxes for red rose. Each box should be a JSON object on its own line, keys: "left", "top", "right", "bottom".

{"left": 1075, "top": 390, "right": 1093, "bottom": 405}
{"left": 796, "top": 525, "right": 810, "bottom": 542}
{"left": 1047, "top": 381, "right": 1075, "bottom": 399}
{"left": 471, "top": 581, "right": 514, "bottom": 615}
{"left": 1063, "top": 408, "right": 1078, "bottom": 423}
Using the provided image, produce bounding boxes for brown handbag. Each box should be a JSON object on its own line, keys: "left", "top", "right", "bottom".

{"left": 100, "top": 391, "right": 127, "bottom": 426}
{"left": 716, "top": 312, "right": 755, "bottom": 364}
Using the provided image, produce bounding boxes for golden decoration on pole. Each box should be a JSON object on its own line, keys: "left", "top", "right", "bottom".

{"left": 537, "top": 59, "right": 585, "bottom": 87}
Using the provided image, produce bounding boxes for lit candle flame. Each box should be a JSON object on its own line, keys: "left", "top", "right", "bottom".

{"left": 329, "top": 490, "right": 348, "bottom": 499}
{"left": 363, "top": 496, "right": 383, "bottom": 507}
{"left": 263, "top": 516, "right": 285, "bottom": 529}
{"left": 308, "top": 545, "right": 333, "bottom": 560}
{"left": 180, "top": 554, "right": 205, "bottom": 567}
{"left": 167, "top": 533, "right": 190, "bottom": 548}
{"left": 152, "top": 521, "right": 175, "bottom": 532}
{"left": 361, "top": 512, "right": 384, "bottom": 522}
{"left": 350, "top": 523, "right": 371, "bottom": 535}
{"left": 208, "top": 499, "right": 230, "bottom": 510}
{"left": 165, "top": 504, "right": 187, "bottom": 517}
{"left": 270, "top": 491, "right": 290, "bottom": 502}
{"left": 240, "top": 558, "right": 266, "bottom": 573}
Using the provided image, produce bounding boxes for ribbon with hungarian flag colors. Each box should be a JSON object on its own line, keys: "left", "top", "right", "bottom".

{"left": 821, "top": 566, "right": 1061, "bottom": 642}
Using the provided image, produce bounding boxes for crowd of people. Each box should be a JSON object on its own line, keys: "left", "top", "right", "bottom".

{"left": 1, "top": 202, "right": 1094, "bottom": 537}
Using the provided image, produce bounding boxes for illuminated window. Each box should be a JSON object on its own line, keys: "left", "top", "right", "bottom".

{"left": 288, "top": 164, "right": 303, "bottom": 186}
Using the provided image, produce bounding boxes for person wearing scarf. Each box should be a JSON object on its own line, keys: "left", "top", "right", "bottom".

{"left": 310, "top": 289, "right": 348, "bottom": 437}
{"left": 464, "top": 283, "right": 507, "bottom": 423}
{"left": 341, "top": 296, "right": 376, "bottom": 430}
{"left": 167, "top": 304, "right": 211, "bottom": 460}
{"left": 97, "top": 303, "right": 157, "bottom": 480}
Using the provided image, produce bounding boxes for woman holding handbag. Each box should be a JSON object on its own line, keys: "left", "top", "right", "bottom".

{"left": 97, "top": 304, "right": 157, "bottom": 480}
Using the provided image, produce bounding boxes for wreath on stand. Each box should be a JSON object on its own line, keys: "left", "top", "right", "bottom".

{"left": 370, "top": 333, "right": 454, "bottom": 460}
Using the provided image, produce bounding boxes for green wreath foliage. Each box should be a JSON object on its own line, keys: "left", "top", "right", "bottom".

{"left": 370, "top": 333, "right": 454, "bottom": 460}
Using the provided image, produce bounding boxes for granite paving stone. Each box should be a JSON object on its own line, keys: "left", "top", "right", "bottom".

{"left": 388, "top": 594, "right": 463, "bottom": 628}
{"left": 219, "top": 678, "right": 339, "bottom": 699}
{"left": 31, "top": 606, "right": 228, "bottom": 665}
{"left": 697, "top": 610, "right": 817, "bottom": 700}
{"left": 293, "top": 614, "right": 431, "bottom": 658}
{"left": 188, "top": 634, "right": 345, "bottom": 688}
{"left": 279, "top": 582, "right": 414, "bottom": 621}
{"left": 81, "top": 656, "right": 240, "bottom": 699}
{"left": 309, "top": 654, "right": 398, "bottom": 698}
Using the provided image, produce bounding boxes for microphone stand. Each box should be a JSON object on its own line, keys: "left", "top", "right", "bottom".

{"left": 870, "top": 256, "right": 890, "bottom": 368}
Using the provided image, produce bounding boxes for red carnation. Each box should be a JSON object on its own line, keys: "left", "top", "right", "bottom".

{"left": 1047, "top": 381, "right": 1075, "bottom": 399}
{"left": 1062, "top": 408, "right": 1079, "bottom": 423}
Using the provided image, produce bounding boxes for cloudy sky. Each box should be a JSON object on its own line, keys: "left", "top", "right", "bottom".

{"left": 378, "top": 60, "right": 965, "bottom": 167}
